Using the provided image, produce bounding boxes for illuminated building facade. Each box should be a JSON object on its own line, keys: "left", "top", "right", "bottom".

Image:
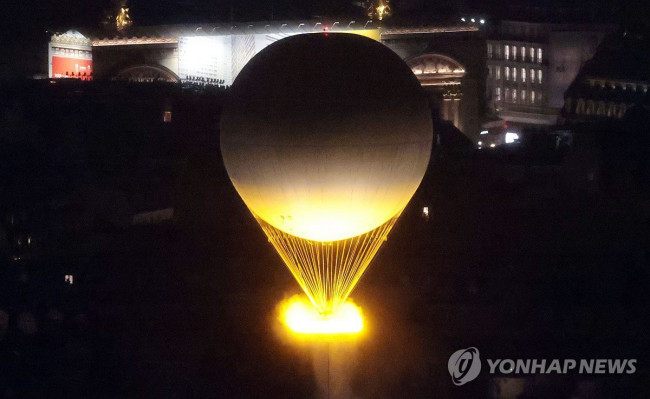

{"left": 383, "top": 26, "right": 484, "bottom": 140}
{"left": 48, "top": 30, "right": 93, "bottom": 80}
{"left": 47, "top": 22, "right": 484, "bottom": 138}
{"left": 50, "top": 22, "right": 381, "bottom": 85}
{"left": 486, "top": 21, "right": 614, "bottom": 127}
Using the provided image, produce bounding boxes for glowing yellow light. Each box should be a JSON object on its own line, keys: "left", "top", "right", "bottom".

{"left": 341, "top": 29, "right": 381, "bottom": 42}
{"left": 376, "top": 5, "right": 387, "bottom": 19}
{"left": 116, "top": 7, "right": 133, "bottom": 31}
{"left": 281, "top": 296, "right": 363, "bottom": 335}
{"left": 368, "top": 0, "right": 391, "bottom": 21}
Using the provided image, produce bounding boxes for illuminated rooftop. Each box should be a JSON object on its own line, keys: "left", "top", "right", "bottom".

{"left": 50, "top": 21, "right": 480, "bottom": 47}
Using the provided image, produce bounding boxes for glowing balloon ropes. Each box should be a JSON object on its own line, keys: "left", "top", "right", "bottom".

{"left": 221, "top": 33, "right": 432, "bottom": 319}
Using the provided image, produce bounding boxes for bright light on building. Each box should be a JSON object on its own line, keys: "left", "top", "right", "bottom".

{"left": 179, "top": 36, "right": 233, "bottom": 85}
{"left": 280, "top": 296, "right": 363, "bottom": 335}
{"left": 471, "top": 18, "right": 476, "bottom": 23}
{"left": 490, "top": 143, "right": 496, "bottom": 148}
{"left": 422, "top": 206, "right": 429, "bottom": 221}
{"left": 461, "top": 17, "right": 466, "bottom": 22}
{"left": 480, "top": 19, "right": 485, "bottom": 24}
{"left": 480, "top": 130, "right": 488, "bottom": 135}
{"left": 505, "top": 132, "right": 519, "bottom": 144}
{"left": 64, "top": 275, "right": 74, "bottom": 285}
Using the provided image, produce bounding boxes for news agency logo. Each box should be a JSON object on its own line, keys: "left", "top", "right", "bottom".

{"left": 448, "top": 347, "right": 482, "bottom": 386}
{"left": 448, "top": 347, "right": 638, "bottom": 386}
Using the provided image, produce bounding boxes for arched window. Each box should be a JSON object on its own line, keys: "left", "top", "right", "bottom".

{"left": 607, "top": 102, "right": 617, "bottom": 117}
{"left": 406, "top": 54, "right": 466, "bottom": 87}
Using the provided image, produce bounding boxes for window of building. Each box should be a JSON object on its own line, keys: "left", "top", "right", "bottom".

{"left": 512, "top": 67, "right": 517, "bottom": 82}
{"left": 496, "top": 45, "right": 501, "bottom": 58}
{"left": 487, "top": 44, "right": 493, "bottom": 59}
{"left": 607, "top": 102, "right": 616, "bottom": 117}
{"left": 512, "top": 89, "right": 517, "bottom": 103}
{"left": 65, "top": 275, "right": 74, "bottom": 285}
{"left": 488, "top": 66, "right": 492, "bottom": 78}
{"left": 531, "top": 90, "right": 536, "bottom": 104}
{"left": 537, "top": 48, "right": 543, "bottom": 63}
{"left": 521, "top": 68, "right": 526, "bottom": 82}
{"left": 505, "top": 88, "right": 510, "bottom": 102}
{"left": 512, "top": 46, "right": 517, "bottom": 61}
{"left": 538, "top": 92, "right": 543, "bottom": 104}
{"left": 529, "top": 47, "right": 535, "bottom": 62}
{"left": 522, "top": 89, "right": 526, "bottom": 103}
{"left": 163, "top": 111, "right": 172, "bottom": 123}
{"left": 538, "top": 69, "right": 543, "bottom": 84}
{"left": 521, "top": 46, "right": 526, "bottom": 61}
{"left": 505, "top": 67, "right": 510, "bottom": 80}
{"left": 496, "top": 87, "right": 501, "bottom": 101}
{"left": 530, "top": 69, "right": 535, "bottom": 83}
{"left": 504, "top": 45, "right": 510, "bottom": 60}
{"left": 496, "top": 66, "right": 501, "bottom": 80}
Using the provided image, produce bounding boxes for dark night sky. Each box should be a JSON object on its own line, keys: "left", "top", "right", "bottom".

{"left": 4, "top": 0, "right": 641, "bottom": 32}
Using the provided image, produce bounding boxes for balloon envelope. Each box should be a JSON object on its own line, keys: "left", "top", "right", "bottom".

{"left": 221, "top": 33, "right": 432, "bottom": 242}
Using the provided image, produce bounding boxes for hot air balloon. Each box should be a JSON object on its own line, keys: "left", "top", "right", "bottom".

{"left": 221, "top": 33, "right": 432, "bottom": 317}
